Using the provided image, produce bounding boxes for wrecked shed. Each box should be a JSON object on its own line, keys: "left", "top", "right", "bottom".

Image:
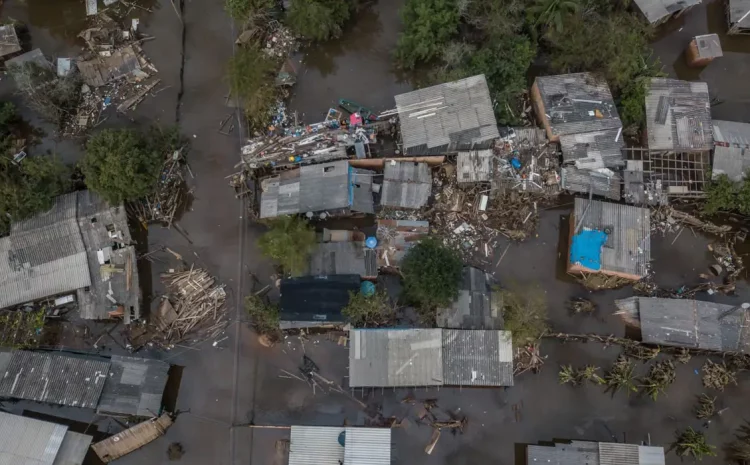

{"left": 279, "top": 275, "right": 360, "bottom": 329}
{"left": 632, "top": 0, "right": 701, "bottom": 24}
{"left": 568, "top": 198, "right": 650, "bottom": 280}
{"left": 712, "top": 119, "right": 750, "bottom": 182}
{"left": 527, "top": 440, "right": 665, "bottom": 465}
{"left": 380, "top": 161, "right": 432, "bottom": 209}
{"left": 77, "top": 45, "right": 143, "bottom": 87}
{"left": 560, "top": 166, "right": 621, "bottom": 201}
{"left": 375, "top": 219, "right": 429, "bottom": 268}
{"left": 91, "top": 413, "right": 173, "bottom": 463}
{"left": 394, "top": 74, "right": 499, "bottom": 155}
{"left": 288, "top": 426, "right": 392, "bottom": 465}
{"left": 645, "top": 78, "right": 713, "bottom": 152}
{"left": 436, "top": 267, "right": 502, "bottom": 330}
{"left": 615, "top": 297, "right": 750, "bottom": 353}
{"left": 0, "top": 411, "right": 93, "bottom": 465}
{"left": 0, "top": 25, "right": 21, "bottom": 58}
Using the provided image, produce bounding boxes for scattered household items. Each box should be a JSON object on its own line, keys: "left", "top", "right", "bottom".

{"left": 287, "top": 426, "right": 392, "bottom": 465}
{"left": 527, "top": 440, "right": 665, "bottom": 465}
{"left": 568, "top": 198, "right": 651, "bottom": 281}
{"left": 279, "top": 274, "right": 360, "bottom": 329}
{"left": 0, "top": 25, "right": 21, "bottom": 59}
{"left": 492, "top": 128, "right": 559, "bottom": 195}
{"left": 130, "top": 148, "right": 190, "bottom": 227}
{"left": 686, "top": 34, "right": 723, "bottom": 67}
{"left": 155, "top": 266, "right": 227, "bottom": 346}
{"left": 645, "top": 78, "right": 713, "bottom": 152}
{"left": 532, "top": 73, "right": 624, "bottom": 199}
{"left": 711, "top": 119, "right": 750, "bottom": 181}
{"left": 380, "top": 161, "right": 432, "bottom": 209}
{"left": 615, "top": 297, "right": 750, "bottom": 353}
{"left": 349, "top": 328, "right": 514, "bottom": 388}
{"left": 0, "top": 191, "right": 140, "bottom": 323}
{"left": 727, "top": 0, "right": 750, "bottom": 35}
{"left": 338, "top": 98, "right": 378, "bottom": 122}
{"left": 92, "top": 413, "right": 174, "bottom": 463}
{"left": 650, "top": 205, "right": 732, "bottom": 236}
{"left": 0, "top": 411, "right": 93, "bottom": 465}
{"left": 390, "top": 75, "right": 499, "bottom": 155}
{"left": 375, "top": 219, "right": 429, "bottom": 269}
{"left": 259, "top": 160, "right": 375, "bottom": 219}
{"left": 436, "top": 267, "right": 503, "bottom": 329}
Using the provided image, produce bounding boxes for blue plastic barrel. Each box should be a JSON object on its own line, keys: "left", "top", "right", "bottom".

{"left": 360, "top": 281, "right": 376, "bottom": 296}
{"left": 365, "top": 236, "right": 378, "bottom": 249}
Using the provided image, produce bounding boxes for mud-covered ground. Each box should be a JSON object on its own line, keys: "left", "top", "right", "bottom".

{"left": 1, "top": 0, "right": 750, "bottom": 464}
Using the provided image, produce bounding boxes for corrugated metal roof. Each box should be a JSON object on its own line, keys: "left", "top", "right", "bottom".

{"left": 351, "top": 169, "right": 376, "bottom": 214}
{"left": 77, "top": 45, "right": 141, "bottom": 87}
{"left": 561, "top": 167, "right": 621, "bottom": 201}
{"left": 633, "top": 0, "right": 701, "bottom": 23}
{"left": 97, "top": 355, "right": 169, "bottom": 417}
{"left": 260, "top": 161, "right": 355, "bottom": 218}
{"left": 527, "top": 440, "right": 599, "bottom": 465}
{"left": 307, "top": 242, "right": 377, "bottom": 278}
{"left": 52, "top": 432, "right": 93, "bottom": 465}
{"left": 638, "top": 445, "right": 666, "bottom": 465}
{"left": 395, "top": 75, "right": 499, "bottom": 155}
{"left": 442, "top": 329, "right": 513, "bottom": 386}
{"left": 0, "top": 25, "right": 21, "bottom": 58}
{"left": 599, "top": 442, "right": 639, "bottom": 465}
{"left": 349, "top": 329, "right": 443, "bottom": 387}
{"left": 572, "top": 198, "right": 651, "bottom": 277}
{"left": 712, "top": 119, "right": 750, "bottom": 181}
{"left": 616, "top": 297, "right": 750, "bottom": 353}
{"left": 457, "top": 150, "right": 493, "bottom": 183}
{"left": 646, "top": 78, "right": 713, "bottom": 151}
{"left": 0, "top": 351, "right": 110, "bottom": 408}
{"left": 0, "top": 412, "right": 67, "bottom": 465}
{"left": 535, "top": 73, "right": 621, "bottom": 137}
{"left": 560, "top": 129, "right": 625, "bottom": 169}
{"left": 436, "top": 267, "right": 503, "bottom": 329}
{"left": 289, "top": 426, "right": 344, "bottom": 465}
{"left": 380, "top": 162, "right": 431, "bottom": 209}
{"left": 279, "top": 275, "right": 360, "bottom": 327}
{"left": 343, "top": 427, "right": 391, "bottom": 465}
{"left": 694, "top": 34, "right": 722, "bottom": 59}
{"left": 729, "top": 0, "right": 750, "bottom": 27}
{"left": 0, "top": 352, "right": 10, "bottom": 374}
{"left": 91, "top": 413, "right": 172, "bottom": 463}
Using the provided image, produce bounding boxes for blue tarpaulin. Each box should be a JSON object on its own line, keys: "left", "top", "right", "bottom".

{"left": 570, "top": 229, "right": 608, "bottom": 271}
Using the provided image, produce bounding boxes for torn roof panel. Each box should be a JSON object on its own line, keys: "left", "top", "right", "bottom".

{"left": 646, "top": 78, "right": 713, "bottom": 151}
{"left": 77, "top": 46, "right": 141, "bottom": 87}
{"left": 561, "top": 167, "right": 621, "bottom": 201}
{"left": 559, "top": 129, "right": 625, "bottom": 169}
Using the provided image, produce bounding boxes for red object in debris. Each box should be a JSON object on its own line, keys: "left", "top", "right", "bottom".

{"left": 350, "top": 112, "right": 363, "bottom": 127}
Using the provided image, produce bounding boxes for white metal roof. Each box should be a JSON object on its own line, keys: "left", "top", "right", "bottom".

{"left": 289, "top": 426, "right": 391, "bottom": 465}
{"left": 0, "top": 412, "right": 67, "bottom": 465}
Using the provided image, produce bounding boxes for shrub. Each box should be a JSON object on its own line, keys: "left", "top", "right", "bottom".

{"left": 395, "top": 0, "right": 460, "bottom": 69}
{"left": 245, "top": 294, "right": 281, "bottom": 336}
{"left": 342, "top": 290, "right": 394, "bottom": 327}
{"left": 287, "top": 0, "right": 352, "bottom": 41}
{"left": 499, "top": 283, "right": 548, "bottom": 347}
{"left": 227, "top": 45, "right": 279, "bottom": 131}
{"left": 401, "top": 238, "right": 463, "bottom": 310}
{"left": 226, "top": 0, "right": 272, "bottom": 21}
{"left": 257, "top": 216, "right": 317, "bottom": 274}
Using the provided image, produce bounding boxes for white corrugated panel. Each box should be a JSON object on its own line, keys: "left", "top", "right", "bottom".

{"left": 289, "top": 426, "right": 344, "bottom": 465}
{"left": 599, "top": 442, "right": 639, "bottom": 465}
{"left": 0, "top": 411, "right": 67, "bottom": 465}
{"left": 344, "top": 428, "right": 391, "bottom": 465}
{"left": 638, "top": 445, "right": 666, "bottom": 465}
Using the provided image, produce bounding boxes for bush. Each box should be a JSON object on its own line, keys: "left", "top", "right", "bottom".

{"left": 401, "top": 238, "right": 463, "bottom": 310}
{"left": 257, "top": 216, "right": 317, "bottom": 274}
{"left": 342, "top": 290, "right": 394, "bottom": 327}
{"left": 227, "top": 45, "right": 279, "bottom": 131}
{"left": 226, "top": 0, "right": 272, "bottom": 21}
{"left": 499, "top": 283, "right": 548, "bottom": 347}
{"left": 81, "top": 129, "right": 162, "bottom": 204}
{"left": 9, "top": 62, "right": 81, "bottom": 128}
{"left": 619, "top": 77, "right": 648, "bottom": 129}
{"left": 395, "top": 0, "right": 460, "bottom": 69}
{"left": 287, "top": 0, "right": 352, "bottom": 41}
{"left": 245, "top": 294, "right": 281, "bottom": 336}
{"left": 462, "top": 0, "right": 524, "bottom": 41}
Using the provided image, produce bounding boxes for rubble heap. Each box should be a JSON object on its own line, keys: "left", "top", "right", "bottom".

{"left": 130, "top": 149, "right": 190, "bottom": 227}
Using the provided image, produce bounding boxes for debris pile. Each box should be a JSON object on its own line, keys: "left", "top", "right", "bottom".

{"left": 651, "top": 206, "right": 732, "bottom": 236}
{"left": 131, "top": 149, "right": 190, "bottom": 227}
{"left": 514, "top": 343, "right": 545, "bottom": 375}
{"left": 492, "top": 129, "right": 560, "bottom": 195}
{"left": 154, "top": 267, "right": 228, "bottom": 346}
{"left": 567, "top": 297, "right": 595, "bottom": 314}
{"left": 702, "top": 359, "right": 737, "bottom": 391}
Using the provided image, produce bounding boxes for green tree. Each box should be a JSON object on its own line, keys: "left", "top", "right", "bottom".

{"left": 527, "top": 0, "right": 581, "bottom": 33}
{"left": 401, "top": 238, "right": 463, "bottom": 310}
{"left": 342, "top": 290, "right": 394, "bottom": 327}
{"left": 81, "top": 129, "right": 162, "bottom": 204}
{"left": 499, "top": 283, "right": 548, "bottom": 347}
{"left": 287, "top": 0, "right": 352, "bottom": 41}
{"left": 545, "top": 10, "right": 653, "bottom": 91}
{"left": 703, "top": 174, "right": 738, "bottom": 214}
{"left": 395, "top": 0, "right": 460, "bottom": 69}
{"left": 228, "top": 45, "right": 279, "bottom": 130}
{"left": 258, "top": 216, "right": 317, "bottom": 274}
{"left": 226, "top": 0, "right": 272, "bottom": 21}
{"left": 244, "top": 294, "right": 281, "bottom": 337}
{"left": 462, "top": 0, "right": 524, "bottom": 41}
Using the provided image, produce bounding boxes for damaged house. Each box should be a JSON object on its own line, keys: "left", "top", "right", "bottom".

{"left": 394, "top": 74, "right": 499, "bottom": 155}
{"left": 615, "top": 297, "right": 750, "bottom": 353}
{"left": 711, "top": 119, "right": 750, "bottom": 181}
{"left": 531, "top": 73, "right": 624, "bottom": 200}
{"left": 259, "top": 160, "right": 375, "bottom": 219}
{"left": 380, "top": 160, "right": 432, "bottom": 209}
{"left": 349, "top": 328, "right": 514, "bottom": 388}
{"left": 568, "top": 198, "right": 651, "bottom": 281}
{"left": 527, "top": 440, "right": 665, "bottom": 465}
{"left": 0, "top": 190, "right": 141, "bottom": 323}
{"left": 436, "top": 267, "right": 502, "bottom": 330}
{"left": 646, "top": 78, "right": 713, "bottom": 152}
{"left": 288, "top": 426, "right": 392, "bottom": 465}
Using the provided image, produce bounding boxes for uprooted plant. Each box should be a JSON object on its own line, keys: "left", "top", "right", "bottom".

{"left": 694, "top": 394, "right": 716, "bottom": 420}
{"left": 605, "top": 356, "right": 638, "bottom": 396}
{"left": 559, "top": 365, "right": 576, "bottom": 385}
{"left": 702, "top": 359, "right": 738, "bottom": 391}
{"left": 640, "top": 360, "right": 676, "bottom": 400}
{"left": 567, "top": 297, "right": 596, "bottom": 315}
{"left": 726, "top": 421, "right": 750, "bottom": 464}
{"left": 623, "top": 343, "right": 660, "bottom": 361}
{"left": 674, "top": 348, "right": 692, "bottom": 364}
{"left": 671, "top": 427, "right": 716, "bottom": 460}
